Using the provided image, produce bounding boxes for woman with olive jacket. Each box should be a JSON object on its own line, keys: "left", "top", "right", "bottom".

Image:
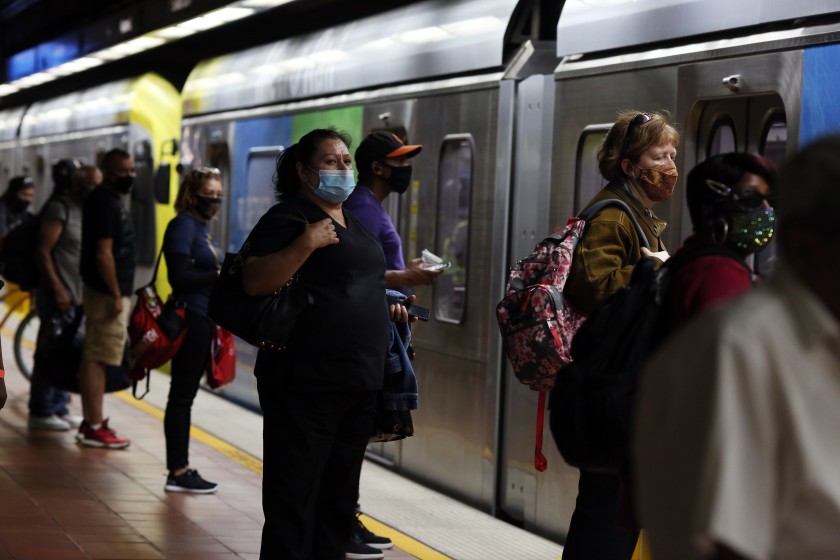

{"left": 563, "top": 110, "right": 680, "bottom": 560}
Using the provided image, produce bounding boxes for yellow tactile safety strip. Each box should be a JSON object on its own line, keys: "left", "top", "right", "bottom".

{"left": 116, "top": 391, "right": 452, "bottom": 560}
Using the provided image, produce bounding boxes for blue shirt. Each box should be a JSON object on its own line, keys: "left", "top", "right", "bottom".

{"left": 163, "top": 214, "right": 221, "bottom": 316}
{"left": 344, "top": 185, "right": 405, "bottom": 270}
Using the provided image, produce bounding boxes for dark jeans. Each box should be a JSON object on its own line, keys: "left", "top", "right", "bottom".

{"left": 164, "top": 310, "right": 213, "bottom": 471}
{"left": 28, "top": 290, "right": 74, "bottom": 418}
{"left": 563, "top": 470, "right": 639, "bottom": 560}
{"left": 258, "top": 372, "right": 376, "bottom": 560}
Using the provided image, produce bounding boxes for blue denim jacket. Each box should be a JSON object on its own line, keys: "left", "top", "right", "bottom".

{"left": 384, "top": 290, "right": 418, "bottom": 410}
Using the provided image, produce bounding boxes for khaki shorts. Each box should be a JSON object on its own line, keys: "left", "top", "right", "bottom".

{"left": 82, "top": 285, "right": 131, "bottom": 366}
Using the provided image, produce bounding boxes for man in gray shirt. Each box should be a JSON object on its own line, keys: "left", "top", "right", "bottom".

{"left": 28, "top": 162, "right": 99, "bottom": 431}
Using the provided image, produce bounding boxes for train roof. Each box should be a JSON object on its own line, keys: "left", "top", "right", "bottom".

{"left": 182, "top": 0, "right": 522, "bottom": 117}
{"left": 557, "top": 0, "right": 840, "bottom": 57}
{"left": 18, "top": 73, "right": 179, "bottom": 139}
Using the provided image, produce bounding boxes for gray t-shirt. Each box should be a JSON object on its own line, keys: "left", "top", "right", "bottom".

{"left": 42, "top": 196, "right": 83, "bottom": 304}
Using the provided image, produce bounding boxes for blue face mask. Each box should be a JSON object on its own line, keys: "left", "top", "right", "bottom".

{"left": 307, "top": 168, "right": 355, "bottom": 203}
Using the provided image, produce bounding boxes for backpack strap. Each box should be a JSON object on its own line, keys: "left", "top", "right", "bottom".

{"left": 577, "top": 199, "right": 651, "bottom": 251}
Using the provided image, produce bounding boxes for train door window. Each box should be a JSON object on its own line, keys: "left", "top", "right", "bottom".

{"left": 236, "top": 147, "right": 282, "bottom": 252}
{"left": 575, "top": 127, "right": 609, "bottom": 210}
{"left": 707, "top": 118, "right": 737, "bottom": 156}
{"left": 760, "top": 116, "right": 787, "bottom": 167}
{"left": 754, "top": 113, "right": 787, "bottom": 276}
{"left": 434, "top": 134, "right": 473, "bottom": 325}
{"left": 131, "top": 140, "right": 156, "bottom": 265}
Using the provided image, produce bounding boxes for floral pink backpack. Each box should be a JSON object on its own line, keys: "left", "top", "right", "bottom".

{"left": 496, "top": 198, "right": 647, "bottom": 470}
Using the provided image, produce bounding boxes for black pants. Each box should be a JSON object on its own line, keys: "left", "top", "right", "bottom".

{"left": 258, "top": 373, "right": 376, "bottom": 560}
{"left": 29, "top": 289, "right": 75, "bottom": 418}
{"left": 563, "top": 470, "right": 639, "bottom": 560}
{"left": 164, "top": 310, "right": 214, "bottom": 471}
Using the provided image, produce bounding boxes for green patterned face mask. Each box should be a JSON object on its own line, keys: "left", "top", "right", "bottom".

{"left": 728, "top": 207, "right": 776, "bottom": 252}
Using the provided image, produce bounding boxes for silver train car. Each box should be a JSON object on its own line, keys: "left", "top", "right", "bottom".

{"left": 2, "top": 0, "right": 840, "bottom": 543}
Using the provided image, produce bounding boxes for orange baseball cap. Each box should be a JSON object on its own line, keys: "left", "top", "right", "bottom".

{"left": 355, "top": 131, "right": 422, "bottom": 173}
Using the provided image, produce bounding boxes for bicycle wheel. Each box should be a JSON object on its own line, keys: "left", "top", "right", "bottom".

{"left": 14, "top": 309, "right": 39, "bottom": 381}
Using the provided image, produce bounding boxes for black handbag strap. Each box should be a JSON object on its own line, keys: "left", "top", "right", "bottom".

{"left": 240, "top": 205, "right": 309, "bottom": 257}
{"left": 144, "top": 248, "right": 164, "bottom": 291}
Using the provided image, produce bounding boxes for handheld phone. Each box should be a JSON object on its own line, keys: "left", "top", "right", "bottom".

{"left": 407, "top": 304, "right": 431, "bottom": 321}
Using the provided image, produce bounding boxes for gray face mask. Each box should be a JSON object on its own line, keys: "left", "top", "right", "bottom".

{"left": 727, "top": 207, "right": 776, "bottom": 252}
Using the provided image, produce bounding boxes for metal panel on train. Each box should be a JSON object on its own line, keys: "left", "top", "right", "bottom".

{"left": 557, "top": 0, "right": 840, "bottom": 57}
{"left": 182, "top": 0, "right": 519, "bottom": 116}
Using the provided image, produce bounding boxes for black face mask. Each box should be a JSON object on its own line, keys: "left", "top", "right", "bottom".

{"left": 195, "top": 195, "right": 222, "bottom": 220}
{"left": 383, "top": 164, "right": 413, "bottom": 194}
{"left": 113, "top": 176, "right": 134, "bottom": 194}
{"left": 8, "top": 196, "right": 30, "bottom": 213}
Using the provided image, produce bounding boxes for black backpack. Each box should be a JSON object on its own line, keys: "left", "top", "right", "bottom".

{"left": 0, "top": 198, "right": 68, "bottom": 291}
{"left": 548, "top": 246, "right": 745, "bottom": 471}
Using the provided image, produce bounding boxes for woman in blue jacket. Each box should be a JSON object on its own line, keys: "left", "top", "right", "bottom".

{"left": 162, "top": 167, "right": 223, "bottom": 493}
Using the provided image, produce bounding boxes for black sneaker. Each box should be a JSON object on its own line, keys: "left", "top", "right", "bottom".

{"left": 164, "top": 469, "right": 219, "bottom": 494}
{"left": 353, "top": 513, "right": 393, "bottom": 550}
{"left": 345, "top": 533, "right": 384, "bottom": 559}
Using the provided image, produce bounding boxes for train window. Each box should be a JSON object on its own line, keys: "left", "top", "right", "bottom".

{"left": 760, "top": 116, "right": 787, "bottom": 168}
{"left": 235, "top": 147, "right": 282, "bottom": 253}
{"left": 434, "top": 134, "right": 473, "bottom": 325}
{"left": 707, "top": 118, "right": 736, "bottom": 156}
{"left": 575, "top": 128, "right": 609, "bottom": 210}
{"left": 754, "top": 114, "right": 787, "bottom": 277}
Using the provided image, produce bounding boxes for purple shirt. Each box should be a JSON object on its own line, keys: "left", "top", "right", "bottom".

{"left": 345, "top": 185, "right": 405, "bottom": 270}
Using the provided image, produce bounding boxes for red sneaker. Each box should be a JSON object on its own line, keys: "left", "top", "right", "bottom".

{"left": 75, "top": 419, "right": 130, "bottom": 449}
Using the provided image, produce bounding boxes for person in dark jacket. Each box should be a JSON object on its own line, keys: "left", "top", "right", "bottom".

{"left": 0, "top": 175, "right": 35, "bottom": 249}
{"left": 162, "top": 167, "right": 224, "bottom": 493}
{"left": 563, "top": 110, "right": 679, "bottom": 560}
{"left": 666, "top": 152, "right": 777, "bottom": 329}
{"left": 241, "top": 127, "right": 410, "bottom": 560}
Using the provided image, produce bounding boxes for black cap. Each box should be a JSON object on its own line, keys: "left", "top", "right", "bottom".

{"left": 355, "top": 131, "right": 422, "bottom": 176}
{"left": 8, "top": 176, "right": 34, "bottom": 193}
{"left": 52, "top": 159, "right": 82, "bottom": 186}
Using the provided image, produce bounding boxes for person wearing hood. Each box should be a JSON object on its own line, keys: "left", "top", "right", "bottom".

{"left": 0, "top": 175, "right": 35, "bottom": 249}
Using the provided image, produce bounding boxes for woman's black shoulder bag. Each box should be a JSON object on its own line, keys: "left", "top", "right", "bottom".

{"left": 207, "top": 211, "right": 313, "bottom": 351}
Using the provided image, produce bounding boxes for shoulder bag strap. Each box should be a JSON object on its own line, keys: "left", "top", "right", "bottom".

{"left": 578, "top": 198, "right": 651, "bottom": 251}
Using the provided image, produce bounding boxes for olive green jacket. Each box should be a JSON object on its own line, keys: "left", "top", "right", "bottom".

{"left": 565, "top": 182, "right": 667, "bottom": 313}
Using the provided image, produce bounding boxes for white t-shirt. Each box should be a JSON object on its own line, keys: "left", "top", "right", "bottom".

{"left": 634, "top": 263, "right": 840, "bottom": 560}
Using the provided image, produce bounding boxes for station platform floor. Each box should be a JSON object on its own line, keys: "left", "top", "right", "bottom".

{"left": 0, "top": 323, "right": 567, "bottom": 559}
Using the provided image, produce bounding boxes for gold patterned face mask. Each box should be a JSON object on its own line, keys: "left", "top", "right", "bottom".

{"left": 637, "top": 163, "right": 678, "bottom": 201}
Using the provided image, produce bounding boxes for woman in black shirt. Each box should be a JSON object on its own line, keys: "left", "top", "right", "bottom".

{"left": 243, "top": 128, "right": 408, "bottom": 560}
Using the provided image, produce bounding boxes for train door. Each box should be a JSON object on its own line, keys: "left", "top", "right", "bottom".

{"left": 678, "top": 52, "right": 797, "bottom": 275}
{"left": 358, "top": 100, "right": 417, "bottom": 466}
{"left": 498, "top": 73, "right": 555, "bottom": 529}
